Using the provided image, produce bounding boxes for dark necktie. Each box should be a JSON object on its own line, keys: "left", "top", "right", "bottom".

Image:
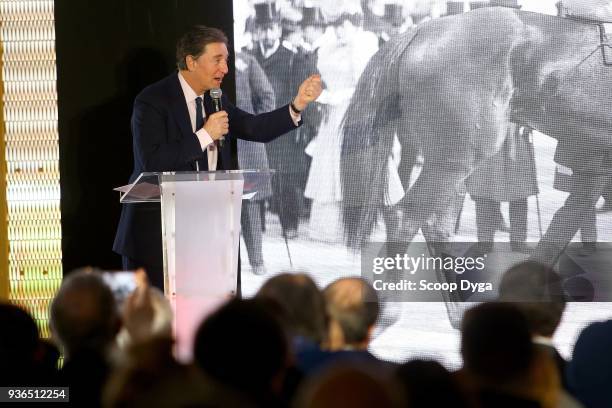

{"left": 195, "top": 96, "right": 204, "bottom": 131}
{"left": 195, "top": 96, "right": 207, "bottom": 170}
{"left": 202, "top": 93, "right": 224, "bottom": 170}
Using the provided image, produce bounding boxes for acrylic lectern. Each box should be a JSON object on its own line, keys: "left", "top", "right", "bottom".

{"left": 117, "top": 170, "right": 272, "bottom": 360}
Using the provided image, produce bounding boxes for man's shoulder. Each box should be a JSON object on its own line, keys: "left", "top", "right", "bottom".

{"left": 280, "top": 43, "right": 297, "bottom": 56}
{"left": 135, "top": 73, "right": 178, "bottom": 103}
{"left": 282, "top": 40, "right": 298, "bottom": 54}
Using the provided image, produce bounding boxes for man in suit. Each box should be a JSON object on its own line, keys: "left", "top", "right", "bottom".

{"left": 323, "top": 277, "right": 380, "bottom": 352}
{"left": 252, "top": 2, "right": 304, "bottom": 239}
{"left": 566, "top": 319, "right": 612, "bottom": 408}
{"left": 497, "top": 261, "right": 569, "bottom": 389}
{"left": 286, "top": 276, "right": 394, "bottom": 376}
{"left": 50, "top": 269, "right": 120, "bottom": 407}
{"left": 293, "top": 6, "right": 327, "bottom": 219}
{"left": 380, "top": 3, "right": 410, "bottom": 42}
{"left": 459, "top": 302, "right": 562, "bottom": 408}
{"left": 234, "top": 51, "right": 275, "bottom": 276}
{"left": 113, "top": 25, "right": 322, "bottom": 289}
{"left": 361, "top": 0, "right": 392, "bottom": 46}
{"left": 466, "top": 124, "right": 538, "bottom": 254}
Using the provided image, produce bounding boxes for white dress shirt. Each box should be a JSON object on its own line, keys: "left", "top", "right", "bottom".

{"left": 178, "top": 72, "right": 218, "bottom": 170}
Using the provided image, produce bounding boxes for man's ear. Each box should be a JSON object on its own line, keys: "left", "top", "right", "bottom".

{"left": 185, "top": 55, "right": 196, "bottom": 71}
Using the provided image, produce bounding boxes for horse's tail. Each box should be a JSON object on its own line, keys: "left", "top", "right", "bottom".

{"left": 341, "top": 28, "right": 418, "bottom": 249}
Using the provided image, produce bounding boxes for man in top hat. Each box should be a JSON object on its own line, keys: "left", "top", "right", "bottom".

{"left": 361, "top": 0, "right": 391, "bottom": 46}
{"left": 384, "top": 3, "right": 404, "bottom": 28}
{"left": 300, "top": 5, "right": 327, "bottom": 53}
{"left": 252, "top": 1, "right": 304, "bottom": 239}
{"left": 292, "top": 5, "right": 327, "bottom": 219}
{"left": 381, "top": 3, "right": 412, "bottom": 41}
{"left": 281, "top": 13, "right": 303, "bottom": 54}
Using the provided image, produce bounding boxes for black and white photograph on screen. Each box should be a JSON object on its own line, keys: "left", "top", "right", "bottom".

{"left": 233, "top": 0, "right": 612, "bottom": 366}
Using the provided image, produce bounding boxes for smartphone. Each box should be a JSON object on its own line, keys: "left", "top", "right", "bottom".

{"left": 102, "top": 271, "right": 137, "bottom": 306}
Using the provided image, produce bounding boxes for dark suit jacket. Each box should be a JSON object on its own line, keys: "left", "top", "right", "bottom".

{"left": 113, "top": 73, "right": 300, "bottom": 265}
{"left": 566, "top": 319, "right": 612, "bottom": 408}
{"left": 253, "top": 44, "right": 295, "bottom": 108}
{"left": 554, "top": 137, "right": 612, "bottom": 174}
{"left": 535, "top": 343, "right": 569, "bottom": 391}
{"left": 253, "top": 44, "right": 302, "bottom": 173}
{"left": 235, "top": 52, "right": 275, "bottom": 199}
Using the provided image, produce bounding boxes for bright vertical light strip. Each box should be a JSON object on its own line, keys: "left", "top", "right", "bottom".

{"left": 0, "top": 0, "right": 62, "bottom": 338}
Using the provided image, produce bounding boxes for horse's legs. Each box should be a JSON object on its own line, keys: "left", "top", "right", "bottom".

{"left": 422, "top": 182, "right": 467, "bottom": 243}
{"left": 398, "top": 162, "right": 468, "bottom": 240}
{"left": 397, "top": 163, "right": 472, "bottom": 328}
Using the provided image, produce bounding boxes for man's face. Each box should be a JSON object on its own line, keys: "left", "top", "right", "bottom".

{"left": 285, "top": 27, "right": 303, "bottom": 47}
{"left": 257, "top": 23, "right": 281, "bottom": 49}
{"left": 187, "top": 42, "right": 229, "bottom": 93}
{"left": 303, "top": 26, "right": 324, "bottom": 45}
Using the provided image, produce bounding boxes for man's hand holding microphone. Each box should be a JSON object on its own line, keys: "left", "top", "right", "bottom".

{"left": 204, "top": 110, "right": 229, "bottom": 142}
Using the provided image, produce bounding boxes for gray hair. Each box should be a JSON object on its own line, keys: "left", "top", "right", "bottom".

{"left": 324, "top": 277, "right": 379, "bottom": 344}
{"left": 176, "top": 25, "right": 229, "bottom": 70}
{"left": 50, "top": 268, "right": 119, "bottom": 356}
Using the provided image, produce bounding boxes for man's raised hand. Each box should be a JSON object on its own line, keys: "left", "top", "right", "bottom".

{"left": 293, "top": 74, "right": 323, "bottom": 112}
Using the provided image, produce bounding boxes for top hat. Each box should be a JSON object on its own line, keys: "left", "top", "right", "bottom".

{"left": 446, "top": 1, "right": 465, "bottom": 15}
{"left": 489, "top": 0, "right": 521, "bottom": 9}
{"left": 301, "top": 6, "right": 326, "bottom": 27}
{"left": 254, "top": 2, "right": 280, "bottom": 25}
{"left": 325, "top": 2, "right": 363, "bottom": 25}
{"left": 282, "top": 17, "right": 300, "bottom": 36}
{"left": 384, "top": 4, "right": 404, "bottom": 27}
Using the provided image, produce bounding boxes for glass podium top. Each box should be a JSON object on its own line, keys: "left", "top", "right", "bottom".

{"left": 115, "top": 170, "right": 274, "bottom": 203}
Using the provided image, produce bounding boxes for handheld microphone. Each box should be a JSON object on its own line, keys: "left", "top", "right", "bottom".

{"left": 210, "top": 88, "right": 224, "bottom": 147}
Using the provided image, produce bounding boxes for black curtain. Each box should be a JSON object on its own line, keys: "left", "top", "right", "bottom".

{"left": 55, "top": 0, "right": 235, "bottom": 272}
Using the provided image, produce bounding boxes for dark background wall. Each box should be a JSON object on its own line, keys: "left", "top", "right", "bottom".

{"left": 55, "top": 0, "right": 235, "bottom": 272}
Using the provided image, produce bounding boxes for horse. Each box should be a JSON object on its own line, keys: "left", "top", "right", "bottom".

{"left": 341, "top": 6, "right": 612, "bottom": 252}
